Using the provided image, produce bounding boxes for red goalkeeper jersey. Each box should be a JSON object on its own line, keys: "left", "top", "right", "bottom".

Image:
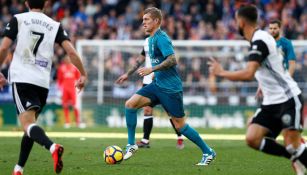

{"left": 57, "top": 63, "right": 80, "bottom": 90}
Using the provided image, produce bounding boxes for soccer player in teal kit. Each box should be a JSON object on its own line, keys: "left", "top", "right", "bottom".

{"left": 268, "top": 20, "right": 296, "bottom": 76}
{"left": 116, "top": 7, "right": 215, "bottom": 165}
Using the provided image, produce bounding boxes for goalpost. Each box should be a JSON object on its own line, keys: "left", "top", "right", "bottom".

{"left": 76, "top": 40, "right": 307, "bottom": 128}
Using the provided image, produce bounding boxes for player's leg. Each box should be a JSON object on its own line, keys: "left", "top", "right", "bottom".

{"left": 124, "top": 94, "right": 152, "bottom": 160}
{"left": 247, "top": 107, "right": 291, "bottom": 159}
{"left": 125, "top": 94, "right": 151, "bottom": 144}
{"left": 71, "top": 90, "right": 80, "bottom": 127}
{"left": 171, "top": 117, "right": 215, "bottom": 165}
{"left": 62, "top": 90, "right": 70, "bottom": 128}
{"left": 282, "top": 95, "right": 307, "bottom": 174}
{"left": 283, "top": 129, "right": 307, "bottom": 174}
{"left": 246, "top": 123, "right": 291, "bottom": 158}
{"left": 12, "top": 83, "right": 64, "bottom": 173}
{"left": 13, "top": 133, "right": 34, "bottom": 175}
{"left": 169, "top": 118, "right": 184, "bottom": 149}
{"left": 137, "top": 106, "right": 153, "bottom": 148}
{"left": 124, "top": 83, "right": 158, "bottom": 160}
{"left": 159, "top": 90, "right": 214, "bottom": 165}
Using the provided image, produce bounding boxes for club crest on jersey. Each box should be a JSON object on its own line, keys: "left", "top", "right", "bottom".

{"left": 151, "top": 58, "right": 159, "bottom": 64}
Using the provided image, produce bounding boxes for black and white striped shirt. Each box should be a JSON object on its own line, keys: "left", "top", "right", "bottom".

{"left": 248, "top": 29, "right": 301, "bottom": 105}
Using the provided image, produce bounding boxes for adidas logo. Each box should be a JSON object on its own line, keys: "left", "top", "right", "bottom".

{"left": 26, "top": 101, "right": 31, "bottom": 107}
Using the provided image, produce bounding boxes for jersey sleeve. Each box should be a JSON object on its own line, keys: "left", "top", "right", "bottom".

{"left": 157, "top": 35, "right": 175, "bottom": 58}
{"left": 141, "top": 48, "right": 145, "bottom": 56}
{"left": 285, "top": 40, "right": 296, "bottom": 61}
{"left": 55, "top": 24, "right": 70, "bottom": 45}
{"left": 247, "top": 40, "right": 269, "bottom": 64}
{"left": 3, "top": 17, "right": 18, "bottom": 41}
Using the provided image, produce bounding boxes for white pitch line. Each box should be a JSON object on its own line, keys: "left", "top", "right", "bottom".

{"left": 0, "top": 131, "right": 288, "bottom": 140}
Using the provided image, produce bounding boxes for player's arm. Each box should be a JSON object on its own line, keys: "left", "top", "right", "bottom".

{"left": 0, "top": 17, "right": 18, "bottom": 88}
{"left": 152, "top": 54, "right": 177, "bottom": 71}
{"left": 209, "top": 58, "right": 259, "bottom": 81}
{"left": 209, "top": 40, "right": 268, "bottom": 81}
{"left": 56, "top": 24, "right": 87, "bottom": 91}
{"left": 286, "top": 40, "right": 296, "bottom": 77}
{"left": 115, "top": 49, "right": 145, "bottom": 84}
{"left": 137, "top": 54, "right": 176, "bottom": 77}
{"left": 288, "top": 61, "right": 296, "bottom": 77}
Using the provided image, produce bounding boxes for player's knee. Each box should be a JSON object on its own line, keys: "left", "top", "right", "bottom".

{"left": 125, "top": 100, "right": 136, "bottom": 109}
{"left": 171, "top": 118, "right": 185, "bottom": 130}
{"left": 245, "top": 135, "right": 261, "bottom": 149}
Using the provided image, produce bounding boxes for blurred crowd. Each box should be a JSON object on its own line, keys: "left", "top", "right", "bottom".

{"left": 0, "top": 0, "right": 307, "bottom": 103}
{"left": 1, "top": 0, "right": 306, "bottom": 41}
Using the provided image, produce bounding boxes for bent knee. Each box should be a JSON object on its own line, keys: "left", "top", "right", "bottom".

{"left": 171, "top": 118, "right": 185, "bottom": 131}
{"left": 245, "top": 135, "right": 262, "bottom": 149}
{"left": 125, "top": 100, "right": 137, "bottom": 109}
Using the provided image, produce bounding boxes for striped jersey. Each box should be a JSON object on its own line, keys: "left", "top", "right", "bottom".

{"left": 3, "top": 11, "right": 69, "bottom": 89}
{"left": 248, "top": 30, "right": 301, "bottom": 105}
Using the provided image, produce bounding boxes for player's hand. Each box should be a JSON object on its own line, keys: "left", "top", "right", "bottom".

{"left": 0, "top": 73, "right": 7, "bottom": 91}
{"left": 137, "top": 67, "right": 152, "bottom": 77}
{"left": 208, "top": 57, "right": 224, "bottom": 76}
{"left": 115, "top": 73, "right": 128, "bottom": 85}
{"left": 75, "top": 75, "right": 87, "bottom": 93}
{"left": 255, "top": 86, "right": 263, "bottom": 100}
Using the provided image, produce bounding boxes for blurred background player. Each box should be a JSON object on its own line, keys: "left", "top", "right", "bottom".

{"left": 0, "top": 0, "right": 87, "bottom": 174}
{"left": 57, "top": 55, "right": 84, "bottom": 128}
{"left": 116, "top": 7, "right": 215, "bottom": 165}
{"left": 209, "top": 5, "right": 307, "bottom": 174}
{"left": 268, "top": 20, "right": 296, "bottom": 77}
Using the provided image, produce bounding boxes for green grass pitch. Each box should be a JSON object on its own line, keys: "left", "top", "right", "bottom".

{"left": 0, "top": 127, "right": 296, "bottom": 175}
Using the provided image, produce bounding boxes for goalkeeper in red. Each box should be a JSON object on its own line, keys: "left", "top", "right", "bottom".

{"left": 116, "top": 7, "right": 215, "bottom": 165}
{"left": 57, "top": 55, "right": 81, "bottom": 128}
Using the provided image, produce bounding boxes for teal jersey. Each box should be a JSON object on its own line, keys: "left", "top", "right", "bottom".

{"left": 148, "top": 29, "right": 182, "bottom": 93}
{"left": 276, "top": 37, "right": 296, "bottom": 70}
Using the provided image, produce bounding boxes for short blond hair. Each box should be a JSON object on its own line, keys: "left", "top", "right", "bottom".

{"left": 144, "top": 7, "right": 162, "bottom": 24}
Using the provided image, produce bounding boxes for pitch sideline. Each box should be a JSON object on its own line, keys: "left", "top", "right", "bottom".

{"left": 0, "top": 131, "right": 286, "bottom": 140}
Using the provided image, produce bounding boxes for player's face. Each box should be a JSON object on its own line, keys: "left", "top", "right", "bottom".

{"left": 268, "top": 23, "right": 280, "bottom": 39}
{"left": 143, "top": 13, "right": 158, "bottom": 35}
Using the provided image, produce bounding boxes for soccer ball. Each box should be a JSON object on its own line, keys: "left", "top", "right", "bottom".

{"left": 103, "top": 145, "right": 123, "bottom": 164}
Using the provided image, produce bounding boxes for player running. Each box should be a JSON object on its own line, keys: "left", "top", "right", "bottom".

{"left": 117, "top": 37, "right": 185, "bottom": 149}
{"left": 209, "top": 5, "right": 307, "bottom": 174}
{"left": 116, "top": 7, "right": 215, "bottom": 165}
{"left": 0, "top": 0, "right": 87, "bottom": 174}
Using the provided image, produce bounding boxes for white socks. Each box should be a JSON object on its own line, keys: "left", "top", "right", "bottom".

{"left": 14, "top": 164, "right": 23, "bottom": 173}
{"left": 49, "top": 143, "right": 56, "bottom": 154}
{"left": 26, "top": 123, "right": 37, "bottom": 137}
{"left": 143, "top": 116, "right": 153, "bottom": 120}
{"left": 286, "top": 143, "right": 306, "bottom": 158}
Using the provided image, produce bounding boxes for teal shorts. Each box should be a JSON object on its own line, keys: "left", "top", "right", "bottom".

{"left": 136, "top": 83, "right": 185, "bottom": 117}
